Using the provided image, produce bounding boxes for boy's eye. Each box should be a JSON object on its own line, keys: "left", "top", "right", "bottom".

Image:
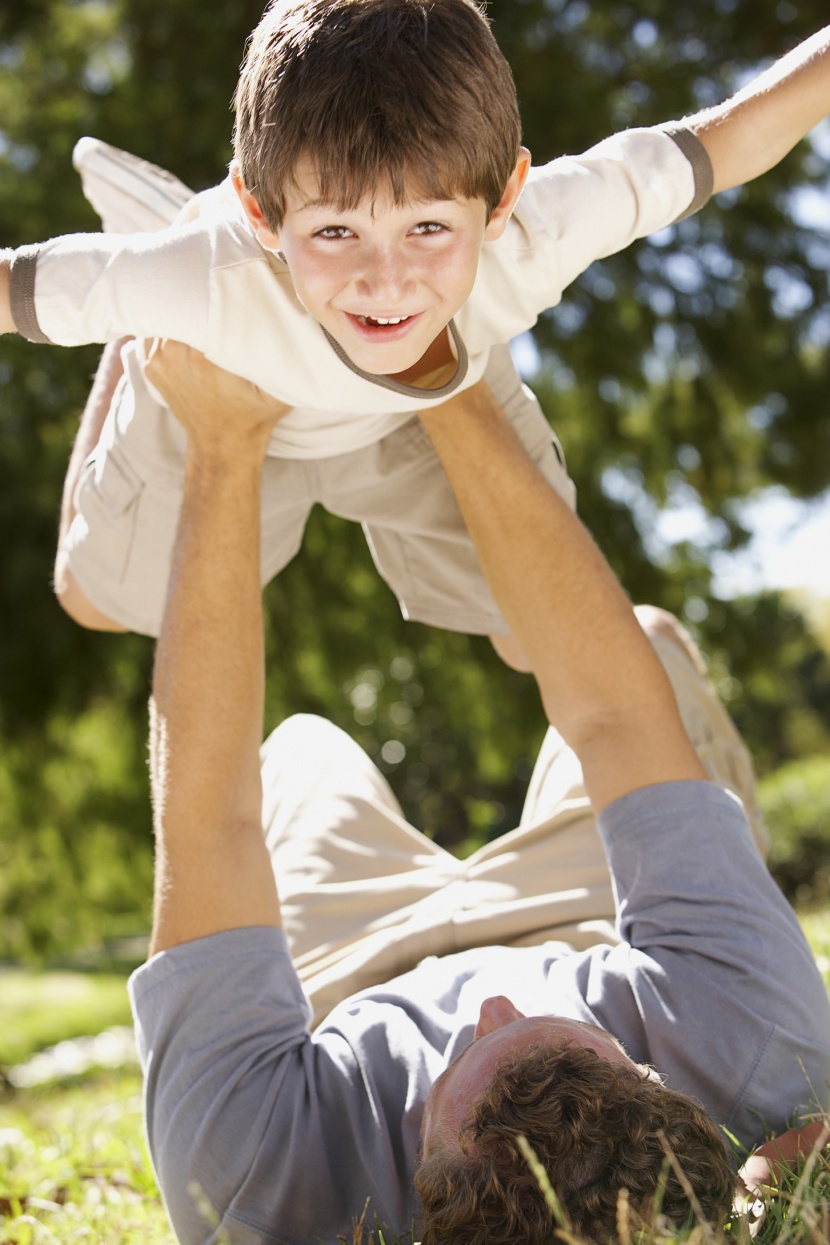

{"left": 410, "top": 221, "right": 447, "bottom": 236}
{"left": 315, "top": 225, "right": 354, "bottom": 240}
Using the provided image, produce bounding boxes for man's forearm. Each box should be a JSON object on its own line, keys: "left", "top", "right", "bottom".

{"left": 419, "top": 383, "right": 705, "bottom": 811}
{"left": 688, "top": 25, "right": 830, "bottom": 193}
{"left": 146, "top": 342, "right": 287, "bottom": 955}
{"left": 149, "top": 448, "right": 280, "bottom": 954}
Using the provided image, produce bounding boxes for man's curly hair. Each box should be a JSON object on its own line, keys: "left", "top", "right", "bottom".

{"left": 414, "top": 1043, "right": 735, "bottom": 1245}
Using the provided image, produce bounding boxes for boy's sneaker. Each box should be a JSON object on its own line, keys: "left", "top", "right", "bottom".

{"left": 72, "top": 136, "right": 194, "bottom": 234}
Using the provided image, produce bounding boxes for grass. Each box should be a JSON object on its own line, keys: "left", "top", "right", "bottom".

{"left": 0, "top": 910, "right": 829, "bottom": 1245}
{"left": 795, "top": 908, "right": 830, "bottom": 989}
{"left": 0, "top": 1068, "right": 173, "bottom": 1243}
{"left": 0, "top": 969, "right": 134, "bottom": 1067}
{"left": 516, "top": 1132, "right": 830, "bottom": 1245}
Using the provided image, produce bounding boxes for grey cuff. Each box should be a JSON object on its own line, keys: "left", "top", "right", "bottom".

{"left": 661, "top": 126, "right": 714, "bottom": 222}
{"left": 9, "top": 244, "right": 53, "bottom": 343}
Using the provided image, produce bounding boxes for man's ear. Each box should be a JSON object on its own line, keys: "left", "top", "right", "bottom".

{"left": 230, "top": 160, "right": 282, "bottom": 250}
{"left": 484, "top": 147, "right": 531, "bottom": 241}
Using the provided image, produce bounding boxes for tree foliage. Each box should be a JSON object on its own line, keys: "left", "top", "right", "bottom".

{"left": 1, "top": 0, "right": 829, "bottom": 954}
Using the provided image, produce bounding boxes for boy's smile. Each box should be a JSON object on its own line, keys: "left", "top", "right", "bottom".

{"left": 232, "top": 153, "right": 529, "bottom": 383}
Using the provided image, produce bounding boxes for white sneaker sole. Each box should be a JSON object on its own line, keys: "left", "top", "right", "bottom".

{"left": 72, "top": 136, "right": 194, "bottom": 234}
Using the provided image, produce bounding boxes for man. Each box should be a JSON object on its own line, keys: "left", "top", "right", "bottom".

{"left": 131, "top": 339, "right": 830, "bottom": 1245}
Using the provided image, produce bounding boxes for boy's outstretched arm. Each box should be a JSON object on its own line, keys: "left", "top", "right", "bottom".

{"left": 418, "top": 381, "right": 706, "bottom": 814}
{"left": 684, "top": 25, "right": 830, "bottom": 193}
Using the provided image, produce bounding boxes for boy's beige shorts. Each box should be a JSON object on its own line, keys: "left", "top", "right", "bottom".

{"left": 62, "top": 343, "right": 574, "bottom": 638}
{"left": 261, "top": 624, "right": 768, "bottom": 1028}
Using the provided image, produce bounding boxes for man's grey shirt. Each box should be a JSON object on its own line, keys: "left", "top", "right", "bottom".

{"left": 129, "top": 781, "right": 830, "bottom": 1245}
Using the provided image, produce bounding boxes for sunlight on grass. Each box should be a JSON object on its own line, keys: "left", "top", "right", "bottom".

{"left": 798, "top": 907, "right": 830, "bottom": 992}
{"left": 0, "top": 1068, "right": 174, "bottom": 1243}
{"left": 0, "top": 969, "right": 133, "bottom": 1065}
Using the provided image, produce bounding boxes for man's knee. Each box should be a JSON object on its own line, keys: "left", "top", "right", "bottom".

{"left": 634, "top": 605, "right": 707, "bottom": 674}
{"left": 260, "top": 714, "right": 356, "bottom": 777}
{"left": 262, "top": 713, "right": 345, "bottom": 753}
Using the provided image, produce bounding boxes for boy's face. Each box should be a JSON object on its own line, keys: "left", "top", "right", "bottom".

{"left": 233, "top": 153, "right": 529, "bottom": 380}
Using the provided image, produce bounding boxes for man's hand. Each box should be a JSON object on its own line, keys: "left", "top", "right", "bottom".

{"left": 735, "top": 1121, "right": 830, "bottom": 1238}
{"left": 141, "top": 338, "right": 291, "bottom": 459}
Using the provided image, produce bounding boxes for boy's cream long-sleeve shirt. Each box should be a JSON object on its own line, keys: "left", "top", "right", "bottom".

{"left": 9, "top": 126, "right": 709, "bottom": 459}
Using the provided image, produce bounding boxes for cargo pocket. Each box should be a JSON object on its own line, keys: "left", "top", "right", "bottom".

{"left": 75, "top": 446, "right": 144, "bottom": 586}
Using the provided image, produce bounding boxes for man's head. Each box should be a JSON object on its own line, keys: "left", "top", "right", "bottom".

{"left": 416, "top": 996, "right": 735, "bottom": 1244}
{"left": 231, "top": 0, "right": 529, "bottom": 378}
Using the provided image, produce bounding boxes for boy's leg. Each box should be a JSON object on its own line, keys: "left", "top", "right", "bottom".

{"left": 60, "top": 137, "right": 325, "bottom": 636}
{"left": 319, "top": 344, "right": 575, "bottom": 641}
{"left": 72, "top": 137, "right": 194, "bottom": 234}
{"left": 56, "top": 139, "right": 194, "bottom": 632}
{"left": 54, "top": 340, "right": 131, "bottom": 631}
{"left": 61, "top": 347, "right": 316, "bottom": 636}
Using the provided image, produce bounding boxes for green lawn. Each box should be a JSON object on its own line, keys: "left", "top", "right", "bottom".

{"left": 0, "top": 968, "right": 134, "bottom": 1067}
{"left": 0, "top": 1068, "right": 174, "bottom": 1244}
{"left": 796, "top": 907, "right": 830, "bottom": 988}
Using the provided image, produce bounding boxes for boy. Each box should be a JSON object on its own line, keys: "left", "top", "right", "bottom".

{"left": 1, "top": 0, "right": 829, "bottom": 652}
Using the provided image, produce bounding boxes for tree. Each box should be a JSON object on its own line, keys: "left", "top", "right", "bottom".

{"left": 1, "top": 0, "right": 829, "bottom": 953}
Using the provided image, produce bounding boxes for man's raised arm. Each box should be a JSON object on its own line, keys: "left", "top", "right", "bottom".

{"left": 143, "top": 339, "right": 290, "bottom": 955}
{"left": 418, "top": 382, "right": 706, "bottom": 813}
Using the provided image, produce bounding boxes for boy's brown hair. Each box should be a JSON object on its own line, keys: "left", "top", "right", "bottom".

{"left": 233, "top": 0, "right": 521, "bottom": 229}
{"left": 415, "top": 1043, "right": 736, "bottom": 1244}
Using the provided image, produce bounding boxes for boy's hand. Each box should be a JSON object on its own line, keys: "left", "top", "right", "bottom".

{"left": 141, "top": 338, "right": 291, "bottom": 460}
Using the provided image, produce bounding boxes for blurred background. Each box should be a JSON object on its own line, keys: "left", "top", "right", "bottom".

{"left": 1, "top": 0, "right": 829, "bottom": 961}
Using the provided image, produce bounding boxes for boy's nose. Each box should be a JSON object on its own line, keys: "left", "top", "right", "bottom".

{"left": 356, "top": 248, "right": 414, "bottom": 305}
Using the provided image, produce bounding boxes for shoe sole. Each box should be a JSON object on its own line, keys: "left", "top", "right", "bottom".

{"left": 72, "top": 136, "right": 194, "bottom": 232}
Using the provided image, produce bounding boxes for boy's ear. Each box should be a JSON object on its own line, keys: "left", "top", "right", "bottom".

{"left": 230, "top": 160, "right": 282, "bottom": 250}
{"left": 484, "top": 147, "right": 531, "bottom": 241}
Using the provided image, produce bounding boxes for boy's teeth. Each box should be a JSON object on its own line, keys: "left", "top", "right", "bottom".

{"left": 360, "top": 314, "right": 409, "bottom": 326}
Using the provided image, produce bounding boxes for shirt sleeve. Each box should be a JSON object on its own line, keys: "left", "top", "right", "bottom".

{"left": 461, "top": 125, "right": 712, "bottom": 349}
{"left": 129, "top": 926, "right": 412, "bottom": 1245}
{"left": 596, "top": 781, "right": 830, "bottom": 1148}
{"left": 8, "top": 224, "right": 213, "bottom": 348}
